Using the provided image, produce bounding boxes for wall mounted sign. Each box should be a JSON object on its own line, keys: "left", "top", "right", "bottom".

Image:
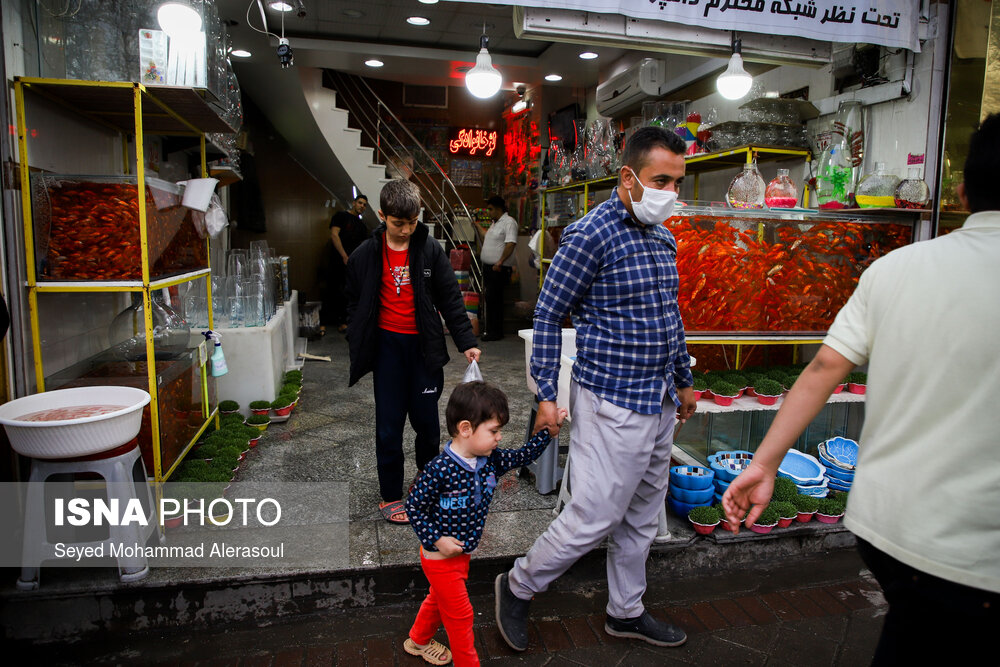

{"left": 449, "top": 128, "right": 500, "bottom": 157}
{"left": 458, "top": 1, "right": 920, "bottom": 52}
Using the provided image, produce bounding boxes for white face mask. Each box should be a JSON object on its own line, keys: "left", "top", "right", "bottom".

{"left": 625, "top": 167, "right": 678, "bottom": 226}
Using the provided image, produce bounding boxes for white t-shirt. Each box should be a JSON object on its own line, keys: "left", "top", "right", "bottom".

{"left": 824, "top": 211, "right": 1000, "bottom": 593}
{"left": 481, "top": 213, "right": 518, "bottom": 266}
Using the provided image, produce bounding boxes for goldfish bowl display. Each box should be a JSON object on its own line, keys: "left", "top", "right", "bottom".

{"left": 0, "top": 386, "right": 151, "bottom": 459}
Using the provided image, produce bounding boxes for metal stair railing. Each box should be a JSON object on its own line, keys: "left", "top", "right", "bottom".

{"left": 323, "top": 69, "right": 483, "bottom": 296}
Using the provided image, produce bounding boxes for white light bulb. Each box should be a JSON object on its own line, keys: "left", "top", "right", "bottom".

{"left": 465, "top": 48, "right": 502, "bottom": 99}
{"left": 545, "top": 73, "right": 563, "bottom": 82}
{"left": 579, "top": 52, "right": 598, "bottom": 60}
{"left": 365, "top": 59, "right": 384, "bottom": 68}
{"left": 512, "top": 99, "right": 527, "bottom": 113}
{"left": 716, "top": 53, "right": 753, "bottom": 100}
{"left": 268, "top": 2, "right": 293, "bottom": 11}
{"left": 157, "top": 3, "right": 202, "bottom": 39}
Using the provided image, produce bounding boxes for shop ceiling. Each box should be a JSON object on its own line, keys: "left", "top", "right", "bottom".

{"left": 215, "top": 0, "right": 830, "bottom": 94}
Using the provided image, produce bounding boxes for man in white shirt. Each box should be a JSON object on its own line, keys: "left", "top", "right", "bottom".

{"left": 722, "top": 114, "right": 1000, "bottom": 663}
{"left": 478, "top": 196, "right": 518, "bottom": 341}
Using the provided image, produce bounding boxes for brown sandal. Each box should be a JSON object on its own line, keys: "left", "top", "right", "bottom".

{"left": 403, "top": 638, "right": 452, "bottom": 665}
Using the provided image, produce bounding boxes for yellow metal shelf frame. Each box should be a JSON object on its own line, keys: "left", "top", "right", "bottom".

{"left": 14, "top": 77, "right": 224, "bottom": 484}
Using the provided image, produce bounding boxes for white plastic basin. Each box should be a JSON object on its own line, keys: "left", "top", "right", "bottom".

{"left": 0, "top": 386, "right": 151, "bottom": 459}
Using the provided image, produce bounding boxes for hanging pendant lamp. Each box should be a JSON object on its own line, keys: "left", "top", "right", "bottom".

{"left": 716, "top": 32, "right": 753, "bottom": 100}
{"left": 466, "top": 33, "right": 502, "bottom": 99}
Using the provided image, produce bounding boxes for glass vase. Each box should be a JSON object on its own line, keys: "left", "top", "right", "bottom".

{"left": 815, "top": 101, "right": 864, "bottom": 209}
{"left": 856, "top": 162, "right": 901, "bottom": 208}
{"left": 894, "top": 166, "right": 930, "bottom": 209}
{"left": 109, "top": 290, "right": 191, "bottom": 361}
{"left": 727, "top": 163, "right": 766, "bottom": 209}
{"left": 765, "top": 169, "right": 797, "bottom": 208}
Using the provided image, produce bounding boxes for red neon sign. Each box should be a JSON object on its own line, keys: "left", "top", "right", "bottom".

{"left": 449, "top": 128, "right": 499, "bottom": 157}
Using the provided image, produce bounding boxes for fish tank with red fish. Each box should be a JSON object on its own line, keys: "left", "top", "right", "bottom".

{"left": 30, "top": 174, "right": 208, "bottom": 282}
{"left": 47, "top": 348, "right": 213, "bottom": 477}
{"left": 666, "top": 205, "right": 917, "bottom": 335}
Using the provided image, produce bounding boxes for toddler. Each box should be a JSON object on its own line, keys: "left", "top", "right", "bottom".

{"left": 402, "top": 381, "right": 565, "bottom": 666}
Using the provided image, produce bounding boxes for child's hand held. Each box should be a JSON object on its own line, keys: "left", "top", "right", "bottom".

{"left": 435, "top": 536, "right": 465, "bottom": 558}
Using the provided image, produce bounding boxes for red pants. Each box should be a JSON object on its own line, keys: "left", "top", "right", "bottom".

{"left": 409, "top": 551, "right": 479, "bottom": 666}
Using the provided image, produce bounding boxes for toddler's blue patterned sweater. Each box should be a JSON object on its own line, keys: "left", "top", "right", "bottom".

{"left": 406, "top": 429, "right": 552, "bottom": 553}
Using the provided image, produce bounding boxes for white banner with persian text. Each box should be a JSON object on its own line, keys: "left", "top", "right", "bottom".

{"left": 453, "top": 1, "right": 920, "bottom": 52}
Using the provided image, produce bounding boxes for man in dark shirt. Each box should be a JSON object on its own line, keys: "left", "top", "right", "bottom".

{"left": 323, "top": 194, "right": 368, "bottom": 333}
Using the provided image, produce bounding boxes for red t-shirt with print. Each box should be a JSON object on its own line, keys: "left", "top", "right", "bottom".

{"left": 379, "top": 245, "right": 418, "bottom": 333}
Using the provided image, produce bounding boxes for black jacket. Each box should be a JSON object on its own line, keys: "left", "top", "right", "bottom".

{"left": 345, "top": 222, "right": 478, "bottom": 386}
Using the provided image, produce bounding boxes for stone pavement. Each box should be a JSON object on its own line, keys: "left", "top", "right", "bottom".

{"left": 27, "top": 550, "right": 888, "bottom": 666}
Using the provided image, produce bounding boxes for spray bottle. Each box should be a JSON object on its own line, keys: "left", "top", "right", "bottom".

{"left": 202, "top": 330, "right": 228, "bottom": 377}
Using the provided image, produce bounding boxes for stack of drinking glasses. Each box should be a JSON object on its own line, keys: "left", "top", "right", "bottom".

{"left": 202, "top": 242, "right": 285, "bottom": 328}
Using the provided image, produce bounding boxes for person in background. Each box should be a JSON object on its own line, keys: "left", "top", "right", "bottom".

{"left": 323, "top": 194, "right": 368, "bottom": 334}
{"left": 494, "top": 126, "right": 696, "bottom": 652}
{"left": 346, "top": 180, "right": 481, "bottom": 525}
{"left": 476, "top": 195, "right": 518, "bottom": 341}
{"left": 403, "top": 381, "right": 565, "bottom": 666}
{"left": 722, "top": 114, "right": 1000, "bottom": 664}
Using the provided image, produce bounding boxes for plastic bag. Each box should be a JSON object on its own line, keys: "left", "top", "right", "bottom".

{"left": 204, "top": 194, "right": 228, "bottom": 238}
{"left": 463, "top": 359, "right": 483, "bottom": 383}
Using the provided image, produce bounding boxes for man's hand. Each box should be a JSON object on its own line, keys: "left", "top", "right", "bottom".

{"left": 492, "top": 262, "right": 502, "bottom": 272}
{"left": 464, "top": 347, "right": 481, "bottom": 363}
{"left": 341, "top": 253, "right": 349, "bottom": 265}
{"left": 533, "top": 400, "right": 564, "bottom": 437}
{"left": 434, "top": 536, "right": 465, "bottom": 558}
{"left": 676, "top": 386, "right": 697, "bottom": 424}
{"left": 721, "top": 461, "right": 775, "bottom": 533}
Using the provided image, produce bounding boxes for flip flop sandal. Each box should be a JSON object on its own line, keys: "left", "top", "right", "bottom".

{"left": 379, "top": 500, "right": 409, "bottom": 524}
{"left": 403, "top": 638, "right": 452, "bottom": 665}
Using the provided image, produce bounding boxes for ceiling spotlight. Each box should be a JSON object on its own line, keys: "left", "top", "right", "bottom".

{"left": 465, "top": 33, "right": 502, "bottom": 99}
{"left": 418, "top": 0, "right": 439, "bottom": 3}
{"left": 545, "top": 73, "right": 563, "bottom": 82}
{"left": 716, "top": 31, "right": 753, "bottom": 100}
{"left": 343, "top": 9, "right": 364, "bottom": 18}
{"left": 231, "top": 49, "right": 251, "bottom": 58}
{"left": 267, "top": 1, "right": 293, "bottom": 11}
{"left": 579, "top": 51, "right": 598, "bottom": 60}
{"left": 406, "top": 16, "right": 430, "bottom": 26}
{"left": 365, "top": 59, "right": 384, "bottom": 67}
{"left": 157, "top": 2, "right": 203, "bottom": 39}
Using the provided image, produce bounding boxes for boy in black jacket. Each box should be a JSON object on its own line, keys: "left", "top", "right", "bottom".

{"left": 346, "top": 180, "right": 481, "bottom": 525}
{"left": 403, "top": 382, "right": 565, "bottom": 665}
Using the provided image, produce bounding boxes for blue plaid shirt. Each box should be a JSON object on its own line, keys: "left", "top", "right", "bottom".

{"left": 532, "top": 189, "right": 693, "bottom": 415}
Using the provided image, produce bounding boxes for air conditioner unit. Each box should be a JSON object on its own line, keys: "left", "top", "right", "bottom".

{"left": 596, "top": 58, "right": 665, "bottom": 118}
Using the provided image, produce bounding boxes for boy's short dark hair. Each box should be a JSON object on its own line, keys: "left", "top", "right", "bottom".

{"left": 379, "top": 179, "right": 421, "bottom": 219}
{"left": 446, "top": 381, "right": 510, "bottom": 436}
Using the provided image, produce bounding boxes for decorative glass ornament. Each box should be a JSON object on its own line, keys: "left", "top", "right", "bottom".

{"left": 815, "top": 101, "right": 864, "bottom": 209}
{"left": 765, "top": 169, "right": 797, "bottom": 208}
{"left": 894, "top": 166, "right": 931, "bottom": 209}
{"left": 727, "top": 162, "right": 766, "bottom": 209}
{"left": 855, "top": 162, "right": 901, "bottom": 208}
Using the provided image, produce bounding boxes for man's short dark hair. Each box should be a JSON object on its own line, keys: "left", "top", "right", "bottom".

{"left": 446, "top": 381, "right": 510, "bottom": 436}
{"left": 622, "top": 126, "right": 686, "bottom": 173}
{"left": 354, "top": 194, "right": 368, "bottom": 203}
{"left": 963, "top": 113, "right": 1000, "bottom": 213}
{"left": 487, "top": 195, "right": 507, "bottom": 211}
{"left": 379, "top": 179, "right": 421, "bottom": 219}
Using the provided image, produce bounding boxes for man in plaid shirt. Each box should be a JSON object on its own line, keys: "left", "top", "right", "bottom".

{"left": 495, "top": 127, "right": 697, "bottom": 651}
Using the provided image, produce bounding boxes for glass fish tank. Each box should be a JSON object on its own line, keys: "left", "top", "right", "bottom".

{"left": 30, "top": 174, "right": 208, "bottom": 282}
{"left": 666, "top": 205, "right": 918, "bottom": 335}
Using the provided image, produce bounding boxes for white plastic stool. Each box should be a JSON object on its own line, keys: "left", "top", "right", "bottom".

{"left": 18, "top": 441, "right": 160, "bottom": 590}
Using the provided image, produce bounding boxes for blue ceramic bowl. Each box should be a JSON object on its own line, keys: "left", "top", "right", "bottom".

{"left": 818, "top": 437, "right": 858, "bottom": 470}
{"left": 826, "top": 477, "right": 852, "bottom": 492}
{"left": 667, "top": 496, "right": 712, "bottom": 518}
{"left": 708, "top": 451, "right": 754, "bottom": 482}
{"left": 713, "top": 491, "right": 724, "bottom": 504}
{"left": 823, "top": 464, "right": 855, "bottom": 483}
{"left": 669, "top": 465, "right": 715, "bottom": 491}
{"left": 778, "top": 449, "right": 826, "bottom": 485}
{"left": 713, "top": 477, "right": 731, "bottom": 493}
{"left": 670, "top": 485, "right": 715, "bottom": 504}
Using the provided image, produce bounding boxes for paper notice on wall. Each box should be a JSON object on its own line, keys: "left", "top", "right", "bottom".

{"left": 138, "top": 29, "right": 168, "bottom": 85}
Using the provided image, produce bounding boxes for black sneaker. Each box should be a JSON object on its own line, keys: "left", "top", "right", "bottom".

{"left": 604, "top": 611, "right": 687, "bottom": 647}
{"left": 495, "top": 572, "right": 531, "bottom": 651}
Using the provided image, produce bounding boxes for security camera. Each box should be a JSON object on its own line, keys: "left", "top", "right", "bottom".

{"left": 516, "top": 85, "right": 526, "bottom": 96}
{"left": 295, "top": 0, "right": 306, "bottom": 18}
{"left": 277, "top": 37, "right": 294, "bottom": 68}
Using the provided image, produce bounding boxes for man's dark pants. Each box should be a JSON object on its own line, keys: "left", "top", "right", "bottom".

{"left": 856, "top": 537, "right": 999, "bottom": 664}
{"left": 483, "top": 266, "right": 512, "bottom": 338}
